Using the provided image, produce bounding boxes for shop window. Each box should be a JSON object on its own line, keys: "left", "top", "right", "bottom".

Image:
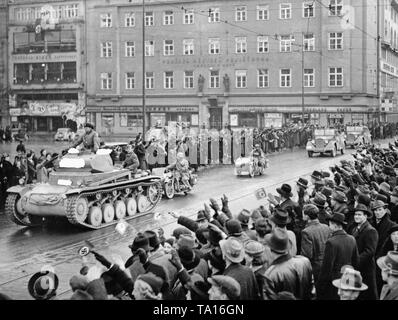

{"left": 63, "top": 62, "right": 77, "bottom": 82}
{"left": 239, "top": 113, "right": 257, "bottom": 127}
{"left": 101, "top": 113, "right": 114, "bottom": 134}
{"left": 31, "top": 63, "right": 46, "bottom": 82}
{"left": 47, "top": 62, "right": 62, "bottom": 82}
{"left": 14, "top": 64, "right": 30, "bottom": 84}
{"left": 120, "top": 113, "right": 143, "bottom": 127}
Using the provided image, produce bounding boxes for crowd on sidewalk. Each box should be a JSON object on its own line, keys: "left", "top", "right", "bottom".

{"left": 2, "top": 139, "right": 398, "bottom": 300}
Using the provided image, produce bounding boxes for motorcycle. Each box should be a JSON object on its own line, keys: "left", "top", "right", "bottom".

{"left": 234, "top": 156, "right": 269, "bottom": 178}
{"left": 153, "top": 167, "right": 197, "bottom": 199}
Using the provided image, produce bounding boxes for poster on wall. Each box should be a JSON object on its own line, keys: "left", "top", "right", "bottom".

{"left": 191, "top": 114, "right": 199, "bottom": 126}
{"left": 264, "top": 113, "right": 282, "bottom": 129}
{"left": 230, "top": 114, "right": 238, "bottom": 126}
{"left": 120, "top": 113, "right": 128, "bottom": 127}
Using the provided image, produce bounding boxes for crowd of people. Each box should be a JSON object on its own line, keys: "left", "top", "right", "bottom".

{"left": 1, "top": 140, "right": 398, "bottom": 300}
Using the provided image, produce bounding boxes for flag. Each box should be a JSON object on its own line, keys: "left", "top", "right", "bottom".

{"left": 255, "top": 188, "right": 267, "bottom": 200}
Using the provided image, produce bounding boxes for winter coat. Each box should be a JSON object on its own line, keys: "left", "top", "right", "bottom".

{"left": 316, "top": 229, "right": 359, "bottom": 300}
{"left": 223, "top": 263, "right": 260, "bottom": 300}
{"left": 301, "top": 220, "right": 331, "bottom": 282}
{"left": 134, "top": 144, "right": 148, "bottom": 170}
{"left": 261, "top": 254, "right": 313, "bottom": 300}
{"left": 318, "top": 208, "right": 332, "bottom": 226}
{"left": 372, "top": 214, "right": 396, "bottom": 258}
{"left": 149, "top": 250, "right": 179, "bottom": 289}
{"left": 380, "top": 282, "right": 398, "bottom": 300}
{"left": 123, "top": 151, "right": 140, "bottom": 173}
{"left": 348, "top": 221, "right": 379, "bottom": 300}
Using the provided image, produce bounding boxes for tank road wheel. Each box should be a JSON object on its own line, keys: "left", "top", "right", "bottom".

{"left": 87, "top": 206, "right": 102, "bottom": 227}
{"left": 66, "top": 196, "right": 89, "bottom": 226}
{"left": 125, "top": 197, "right": 137, "bottom": 216}
{"left": 5, "top": 194, "right": 43, "bottom": 227}
{"left": 137, "top": 194, "right": 150, "bottom": 213}
{"left": 102, "top": 203, "right": 115, "bottom": 223}
{"left": 164, "top": 180, "right": 175, "bottom": 199}
{"left": 114, "top": 200, "right": 126, "bottom": 220}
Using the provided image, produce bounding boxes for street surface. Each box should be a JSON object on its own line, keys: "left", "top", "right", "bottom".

{"left": 0, "top": 139, "right": 391, "bottom": 299}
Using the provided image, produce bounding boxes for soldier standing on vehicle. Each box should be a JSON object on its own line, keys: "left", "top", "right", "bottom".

{"left": 122, "top": 144, "right": 140, "bottom": 174}
{"left": 71, "top": 123, "right": 100, "bottom": 153}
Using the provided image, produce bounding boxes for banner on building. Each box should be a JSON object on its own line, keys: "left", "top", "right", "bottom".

{"left": 17, "top": 101, "right": 85, "bottom": 120}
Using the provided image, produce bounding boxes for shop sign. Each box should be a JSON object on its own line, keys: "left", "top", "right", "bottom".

{"left": 9, "top": 108, "right": 21, "bottom": 116}
{"left": 230, "top": 114, "right": 238, "bottom": 126}
{"left": 264, "top": 113, "right": 282, "bottom": 119}
{"left": 12, "top": 53, "right": 77, "bottom": 62}
{"left": 229, "top": 106, "right": 280, "bottom": 113}
{"left": 381, "top": 61, "right": 398, "bottom": 77}
{"left": 18, "top": 101, "right": 85, "bottom": 119}
{"left": 146, "top": 106, "right": 198, "bottom": 113}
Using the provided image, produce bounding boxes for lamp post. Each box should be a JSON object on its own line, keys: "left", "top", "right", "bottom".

{"left": 301, "top": 34, "right": 305, "bottom": 124}
{"left": 142, "top": 0, "right": 146, "bottom": 137}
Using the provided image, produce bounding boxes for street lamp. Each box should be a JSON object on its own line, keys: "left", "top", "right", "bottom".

{"left": 142, "top": 0, "right": 146, "bottom": 137}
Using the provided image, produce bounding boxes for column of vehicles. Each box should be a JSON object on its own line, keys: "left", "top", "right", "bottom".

{"left": 306, "top": 125, "right": 372, "bottom": 158}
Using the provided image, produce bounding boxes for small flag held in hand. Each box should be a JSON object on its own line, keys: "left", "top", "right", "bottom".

{"left": 255, "top": 188, "right": 267, "bottom": 200}
{"left": 115, "top": 219, "right": 129, "bottom": 235}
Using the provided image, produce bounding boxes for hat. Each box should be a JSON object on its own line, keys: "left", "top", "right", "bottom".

{"left": 379, "top": 182, "right": 392, "bottom": 195}
{"left": 332, "top": 191, "right": 348, "bottom": 203}
{"left": 377, "top": 251, "right": 398, "bottom": 275}
{"left": 177, "top": 234, "right": 198, "bottom": 249}
{"left": 143, "top": 230, "right": 160, "bottom": 251}
{"left": 326, "top": 212, "right": 347, "bottom": 226}
{"left": 177, "top": 246, "right": 201, "bottom": 270}
{"left": 315, "top": 179, "right": 325, "bottom": 187}
{"left": 303, "top": 204, "right": 319, "bottom": 220}
{"left": 208, "top": 227, "right": 224, "bottom": 246}
{"left": 388, "top": 224, "right": 398, "bottom": 236}
{"left": 265, "top": 228, "right": 289, "bottom": 254}
{"left": 310, "top": 193, "right": 328, "bottom": 208}
{"left": 311, "top": 170, "right": 323, "bottom": 181}
{"left": 332, "top": 268, "right": 368, "bottom": 291}
{"left": 335, "top": 185, "right": 349, "bottom": 193}
{"left": 251, "top": 209, "right": 262, "bottom": 221}
{"left": 391, "top": 186, "right": 398, "bottom": 197}
{"left": 354, "top": 204, "right": 373, "bottom": 218}
{"left": 28, "top": 271, "right": 59, "bottom": 300}
{"left": 196, "top": 210, "right": 208, "bottom": 222}
{"left": 206, "top": 247, "right": 226, "bottom": 272}
{"left": 137, "top": 273, "right": 164, "bottom": 295}
{"left": 296, "top": 178, "right": 309, "bottom": 189}
{"left": 321, "top": 187, "right": 333, "bottom": 199}
{"left": 374, "top": 193, "right": 389, "bottom": 203}
{"left": 370, "top": 200, "right": 387, "bottom": 211}
{"left": 84, "top": 123, "right": 94, "bottom": 129}
{"left": 225, "top": 219, "right": 243, "bottom": 236}
{"left": 237, "top": 209, "right": 251, "bottom": 226}
{"left": 208, "top": 275, "right": 241, "bottom": 300}
{"left": 220, "top": 238, "right": 245, "bottom": 263}
{"left": 270, "top": 209, "right": 291, "bottom": 226}
{"left": 172, "top": 227, "right": 192, "bottom": 240}
{"left": 276, "top": 184, "right": 293, "bottom": 198}
{"left": 244, "top": 240, "right": 265, "bottom": 256}
{"left": 129, "top": 233, "right": 153, "bottom": 252}
{"left": 356, "top": 185, "right": 371, "bottom": 195}
{"left": 324, "top": 179, "right": 335, "bottom": 189}
{"left": 357, "top": 193, "right": 371, "bottom": 207}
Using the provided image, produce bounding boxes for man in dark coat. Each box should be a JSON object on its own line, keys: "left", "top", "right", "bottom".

{"left": 317, "top": 213, "right": 359, "bottom": 300}
{"left": 122, "top": 145, "right": 140, "bottom": 173}
{"left": 348, "top": 204, "right": 379, "bottom": 300}
{"left": 371, "top": 200, "right": 396, "bottom": 257}
{"left": 220, "top": 238, "right": 260, "bottom": 300}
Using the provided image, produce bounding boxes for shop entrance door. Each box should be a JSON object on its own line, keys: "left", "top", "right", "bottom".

{"left": 209, "top": 108, "right": 222, "bottom": 130}
{"left": 37, "top": 117, "right": 48, "bottom": 131}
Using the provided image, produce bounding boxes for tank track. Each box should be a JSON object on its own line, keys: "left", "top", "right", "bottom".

{"left": 65, "top": 179, "right": 162, "bottom": 229}
{"left": 5, "top": 193, "right": 44, "bottom": 227}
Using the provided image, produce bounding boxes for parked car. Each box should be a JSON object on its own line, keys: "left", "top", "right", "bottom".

{"left": 306, "top": 128, "right": 346, "bottom": 157}
{"left": 345, "top": 126, "right": 372, "bottom": 148}
{"left": 54, "top": 128, "right": 74, "bottom": 141}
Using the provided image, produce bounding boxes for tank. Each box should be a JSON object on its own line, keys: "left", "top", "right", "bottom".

{"left": 5, "top": 150, "right": 162, "bottom": 229}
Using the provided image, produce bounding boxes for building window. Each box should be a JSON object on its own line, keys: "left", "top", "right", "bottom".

{"left": 125, "top": 72, "right": 135, "bottom": 89}
{"left": 164, "top": 71, "right": 174, "bottom": 89}
{"left": 257, "top": 69, "right": 269, "bottom": 88}
{"left": 101, "top": 72, "right": 112, "bottom": 90}
{"left": 184, "top": 71, "right": 194, "bottom": 88}
{"left": 329, "top": 0, "right": 343, "bottom": 16}
{"left": 183, "top": 9, "right": 194, "bottom": 24}
{"left": 235, "top": 37, "right": 247, "bottom": 54}
{"left": 304, "top": 69, "right": 315, "bottom": 87}
{"left": 257, "top": 36, "right": 269, "bottom": 53}
{"left": 163, "top": 40, "right": 174, "bottom": 56}
{"left": 209, "top": 70, "right": 220, "bottom": 88}
{"left": 257, "top": 5, "right": 269, "bottom": 20}
{"left": 280, "top": 35, "right": 293, "bottom": 52}
{"left": 329, "top": 32, "right": 343, "bottom": 50}
{"left": 125, "top": 12, "right": 135, "bottom": 27}
{"left": 303, "top": 2, "right": 315, "bottom": 18}
{"left": 209, "top": 8, "right": 220, "bottom": 23}
{"left": 145, "top": 12, "right": 154, "bottom": 26}
{"left": 280, "top": 69, "right": 291, "bottom": 87}
{"left": 235, "top": 6, "right": 247, "bottom": 21}
{"left": 145, "top": 40, "right": 154, "bottom": 56}
{"left": 163, "top": 10, "right": 174, "bottom": 25}
{"left": 183, "top": 39, "right": 194, "bottom": 55}
{"left": 329, "top": 67, "right": 343, "bottom": 87}
{"left": 280, "top": 3, "right": 292, "bottom": 19}
{"left": 100, "top": 41, "right": 112, "bottom": 58}
{"left": 66, "top": 4, "right": 79, "bottom": 18}
{"left": 125, "top": 41, "right": 135, "bottom": 57}
{"left": 209, "top": 38, "right": 220, "bottom": 54}
{"left": 100, "top": 13, "right": 112, "bottom": 28}
{"left": 303, "top": 33, "right": 315, "bottom": 51}
{"left": 145, "top": 71, "right": 154, "bottom": 89}
{"left": 235, "top": 70, "right": 247, "bottom": 88}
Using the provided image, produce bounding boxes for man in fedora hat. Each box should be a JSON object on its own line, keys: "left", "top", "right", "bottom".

{"left": 301, "top": 204, "right": 331, "bottom": 284}
{"left": 295, "top": 178, "right": 309, "bottom": 208}
{"left": 347, "top": 204, "right": 379, "bottom": 300}
{"left": 332, "top": 267, "right": 368, "bottom": 300}
{"left": 261, "top": 228, "right": 312, "bottom": 300}
{"left": 125, "top": 233, "right": 154, "bottom": 281}
{"left": 237, "top": 209, "right": 257, "bottom": 240}
{"left": 268, "top": 209, "right": 297, "bottom": 256}
{"left": 310, "top": 192, "right": 331, "bottom": 225}
{"left": 208, "top": 275, "right": 241, "bottom": 300}
{"left": 377, "top": 251, "right": 398, "bottom": 300}
{"left": 317, "top": 212, "right": 359, "bottom": 300}
{"left": 72, "top": 123, "right": 100, "bottom": 153}
{"left": 331, "top": 191, "right": 349, "bottom": 216}
{"left": 220, "top": 238, "right": 260, "bottom": 300}
{"left": 389, "top": 186, "right": 398, "bottom": 223}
